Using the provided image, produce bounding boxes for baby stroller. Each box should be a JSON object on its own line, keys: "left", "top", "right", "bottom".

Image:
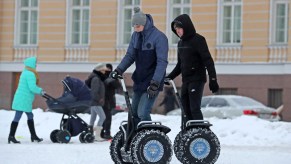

{"left": 43, "top": 76, "right": 94, "bottom": 143}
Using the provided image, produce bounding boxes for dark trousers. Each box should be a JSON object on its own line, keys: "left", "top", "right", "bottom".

{"left": 102, "top": 106, "right": 112, "bottom": 134}
{"left": 181, "top": 81, "right": 205, "bottom": 120}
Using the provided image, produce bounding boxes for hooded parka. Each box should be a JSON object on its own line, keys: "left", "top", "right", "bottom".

{"left": 12, "top": 57, "right": 43, "bottom": 112}
{"left": 167, "top": 14, "right": 217, "bottom": 83}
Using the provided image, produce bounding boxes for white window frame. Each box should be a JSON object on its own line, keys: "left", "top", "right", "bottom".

{"left": 14, "top": 0, "right": 39, "bottom": 46}
{"left": 217, "top": 0, "right": 242, "bottom": 45}
{"left": 66, "top": 0, "right": 91, "bottom": 46}
{"left": 117, "top": 0, "right": 141, "bottom": 46}
{"left": 269, "top": 0, "right": 289, "bottom": 44}
{"left": 166, "top": 0, "right": 191, "bottom": 46}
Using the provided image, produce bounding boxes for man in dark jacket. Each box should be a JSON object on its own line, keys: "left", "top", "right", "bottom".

{"left": 101, "top": 63, "right": 121, "bottom": 139}
{"left": 110, "top": 7, "right": 168, "bottom": 127}
{"left": 166, "top": 14, "right": 219, "bottom": 120}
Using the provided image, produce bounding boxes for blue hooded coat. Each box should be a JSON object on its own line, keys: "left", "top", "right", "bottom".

{"left": 116, "top": 14, "right": 168, "bottom": 91}
{"left": 12, "top": 57, "right": 43, "bottom": 112}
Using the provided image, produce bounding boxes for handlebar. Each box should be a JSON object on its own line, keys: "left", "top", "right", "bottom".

{"left": 168, "top": 79, "right": 178, "bottom": 93}
{"left": 114, "top": 75, "right": 127, "bottom": 93}
{"left": 42, "top": 93, "right": 56, "bottom": 101}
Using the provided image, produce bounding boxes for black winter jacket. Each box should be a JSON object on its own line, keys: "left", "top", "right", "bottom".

{"left": 104, "top": 72, "right": 121, "bottom": 110}
{"left": 167, "top": 14, "right": 217, "bottom": 83}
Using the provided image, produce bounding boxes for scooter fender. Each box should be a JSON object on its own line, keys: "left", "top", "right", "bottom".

{"left": 136, "top": 124, "right": 171, "bottom": 134}
{"left": 185, "top": 120, "right": 213, "bottom": 131}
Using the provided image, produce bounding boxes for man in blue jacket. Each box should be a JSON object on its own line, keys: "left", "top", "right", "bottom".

{"left": 110, "top": 7, "right": 168, "bottom": 127}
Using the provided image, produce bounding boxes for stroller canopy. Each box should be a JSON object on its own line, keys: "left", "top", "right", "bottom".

{"left": 62, "top": 76, "right": 91, "bottom": 101}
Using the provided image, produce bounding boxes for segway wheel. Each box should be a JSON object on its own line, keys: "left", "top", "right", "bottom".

{"left": 131, "top": 129, "right": 172, "bottom": 164}
{"left": 79, "top": 132, "right": 86, "bottom": 143}
{"left": 176, "top": 128, "right": 220, "bottom": 164}
{"left": 84, "top": 132, "right": 95, "bottom": 143}
{"left": 56, "top": 130, "right": 71, "bottom": 143}
{"left": 173, "top": 131, "right": 184, "bottom": 162}
{"left": 50, "top": 129, "right": 60, "bottom": 143}
{"left": 110, "top": 131, "right": 131, "bottom": 164}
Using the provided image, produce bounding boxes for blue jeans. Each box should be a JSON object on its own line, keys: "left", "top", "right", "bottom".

{"left": 131, "top": 91, "right": 158, "bottom": 127}
{"left": 13, "top": 111, "right": 34, "bottom": 122}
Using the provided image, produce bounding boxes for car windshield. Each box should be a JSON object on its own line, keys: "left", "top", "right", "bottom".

{"left": 208, "top": 98, "right": 229, "bottom": 107}
{"left": 201, "top": 97, "right": 211, "bottom": 107}
{"left": 231, "top": 97, "right": 265, "bottom": 107}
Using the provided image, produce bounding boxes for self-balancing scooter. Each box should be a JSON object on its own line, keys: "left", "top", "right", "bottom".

{"left": 110, "top": 75, "right": 173, "bottom": 164}
{"left": 169, "top": 80, "right": 220, "bottom": 164}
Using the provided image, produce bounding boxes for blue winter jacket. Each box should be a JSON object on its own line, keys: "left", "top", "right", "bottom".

{"left": 117, "top": 14, "right": 168, "bottom": 91}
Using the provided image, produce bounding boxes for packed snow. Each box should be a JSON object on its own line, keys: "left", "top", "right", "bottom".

{"left": 1, "top": 109, "right": 291, "bottom": 164}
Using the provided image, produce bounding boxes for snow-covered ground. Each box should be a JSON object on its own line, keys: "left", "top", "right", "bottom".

{"left": 1, "top": 109, "right": 291, "bottom": 164}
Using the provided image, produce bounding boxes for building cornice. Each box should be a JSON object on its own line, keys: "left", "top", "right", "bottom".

{"left": 1, "top": 62, "right": 291, "bottom": 75}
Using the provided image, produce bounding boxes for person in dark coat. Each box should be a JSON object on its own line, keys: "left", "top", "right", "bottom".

{"left": 101, "top": 63, "right": 121, "bottom": 139}
{"left": 85, "top": 63, "right": 108, "bottom": 141}
{"left": 166, "top": 14, "right": 219, "bottom": 121}
{"left": 159, "top": 88, "right": 178, "bottom": 114}
{"left": 110, "top": 7, "right": 168, "bottom": 127}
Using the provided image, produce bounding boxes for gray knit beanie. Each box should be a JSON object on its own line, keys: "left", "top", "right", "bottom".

{"left": 132, "top": 7, "right": 146, "bottom": 27}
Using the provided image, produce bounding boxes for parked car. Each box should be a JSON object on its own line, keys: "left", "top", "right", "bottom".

{"left": 111, "top": 94, "right": 131, "bottom": 115}
{"left": 167, "top": 95, "right": 281, "bottom": 121}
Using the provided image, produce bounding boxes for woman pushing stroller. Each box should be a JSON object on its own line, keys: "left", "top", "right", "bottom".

{"left": 8, "top": 56, "right": 46, "bottom": 144}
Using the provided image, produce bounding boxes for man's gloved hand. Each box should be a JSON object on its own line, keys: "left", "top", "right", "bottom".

{"left": 109, "top": 69, "right": 121, "bottom": 79}
{"left": 209, "top": 78, "right": 219, "bottom": 93}
{"left": 41, "top": 90, "right": 46, "bottom": 96}
{"left": 147, "top": 80, "right": 160, "bottom": 99}
{"left": 164, "top": 77, "right": 171, "bottom": 86}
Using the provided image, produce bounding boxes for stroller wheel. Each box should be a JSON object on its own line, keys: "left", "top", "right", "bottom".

{"left": 50, "top": 129, "right": 60, "bottom": 143}
{"left": 56, "top": 130, "right": 71, "bottom": 143}
{"left": 175, "top": 128, "right": 220, "bottom": 164}
{"left": 79, "top": 132, "right": 86, "bottom": 143}
{"left": 84, "top": 133, "right": 94, "bottom": 143}
{"left": 131, "top": 129, "right": 172, "bottom": 164}
{"left": 110, "top": 131, "right": 132, "bottom": 164}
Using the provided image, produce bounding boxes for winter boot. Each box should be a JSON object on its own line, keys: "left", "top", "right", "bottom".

{"left": 102, "top": 130, "right": 113, "bottom": 140}
{"left": 27, "top": 119, "right": 43, "bottom": 142}
{"left": 94, "top": 126, "right": 106, "bottom": 142}
{"left": 8, "top": 121, "right": 21, "bottom": 144}
{"left": 88, "top": 125, "right": 94, "bottom": 134}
